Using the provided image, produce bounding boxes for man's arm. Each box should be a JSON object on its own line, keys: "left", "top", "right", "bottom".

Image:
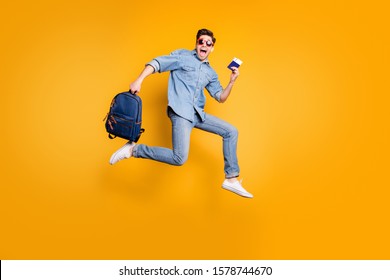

{"left": 129, "top": 64, "right": 156, "bottom": 94}
{"left": 219, "top": 67, "right": 239, "bottom": 103}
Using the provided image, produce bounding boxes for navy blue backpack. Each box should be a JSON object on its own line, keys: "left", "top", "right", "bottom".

{"left": 104, "top": 91, "right": 145, "bottom": 142}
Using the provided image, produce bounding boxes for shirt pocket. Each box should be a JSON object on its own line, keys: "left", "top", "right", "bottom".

{"left": 180, "top": 65, "right": 196, "bottom": 82}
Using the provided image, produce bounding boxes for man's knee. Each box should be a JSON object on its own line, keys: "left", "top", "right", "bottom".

{"left": 172, "top": 153, "right": 188, "bottom": 166}
{"left": 226, "top": 125, "right": 238, "bottom": 139}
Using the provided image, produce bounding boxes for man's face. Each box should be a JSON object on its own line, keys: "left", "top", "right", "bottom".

{"left": 195, "top": 35, "right": 214, "bottom": 61}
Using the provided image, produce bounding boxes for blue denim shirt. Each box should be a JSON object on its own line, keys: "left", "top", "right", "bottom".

{"left": 147, "top": 49, "right": 223, "bottom": 122}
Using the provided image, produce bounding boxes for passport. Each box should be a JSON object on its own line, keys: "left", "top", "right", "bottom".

{"left": 227, "top": 57, "right": 243, "bottom": 70}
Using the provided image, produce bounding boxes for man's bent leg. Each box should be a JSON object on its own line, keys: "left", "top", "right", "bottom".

{"left": 195, "top": 114, "right": 253, "bottom": 197}
{"left": 195, "top": 113, "right": 240, "bottom": 178}
{"left": 133, "top": 110, "right": 193, "bottom": 166}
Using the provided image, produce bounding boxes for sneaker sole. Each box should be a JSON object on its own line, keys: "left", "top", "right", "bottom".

{"left": 222, "top": 184, "right": 253, "bottom": 198}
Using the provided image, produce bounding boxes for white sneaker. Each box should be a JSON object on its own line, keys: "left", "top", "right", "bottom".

{"left": 109, "top": 142, "right": 135, "bottom": 165}
{"left": 222, "top": 179, "right": 253, "bottom": 198}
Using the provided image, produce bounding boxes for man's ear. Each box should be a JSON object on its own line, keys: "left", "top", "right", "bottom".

{"left": 211, "top": 46, "right": 215, "bottom": 52}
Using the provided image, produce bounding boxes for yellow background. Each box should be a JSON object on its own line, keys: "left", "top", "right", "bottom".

{"left": 1, "top": 0, "right": 389, "bottom": 259}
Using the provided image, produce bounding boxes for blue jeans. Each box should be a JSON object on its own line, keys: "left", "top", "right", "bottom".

{"left": 133, "top": 108, "right": 240, "bottom": 178}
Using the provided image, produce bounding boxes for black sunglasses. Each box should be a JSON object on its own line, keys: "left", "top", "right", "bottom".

{"left": 197, "top": 38, "right": 214, "bottom": 47}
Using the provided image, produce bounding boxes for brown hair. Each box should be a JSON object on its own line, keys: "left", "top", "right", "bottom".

{"left": 196, "top": 28, "right": 216, "bottom": 44}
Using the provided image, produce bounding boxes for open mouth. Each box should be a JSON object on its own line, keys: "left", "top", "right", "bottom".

{"left": 200, "top": 49, "right": 207, "bottom": 55}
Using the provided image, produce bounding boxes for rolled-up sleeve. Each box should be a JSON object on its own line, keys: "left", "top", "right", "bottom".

{"left": 146, "top": 59, "right": 160, "bottom": 73}
{"left": 146, "top": 50, "right": 183, "bottom": 73}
